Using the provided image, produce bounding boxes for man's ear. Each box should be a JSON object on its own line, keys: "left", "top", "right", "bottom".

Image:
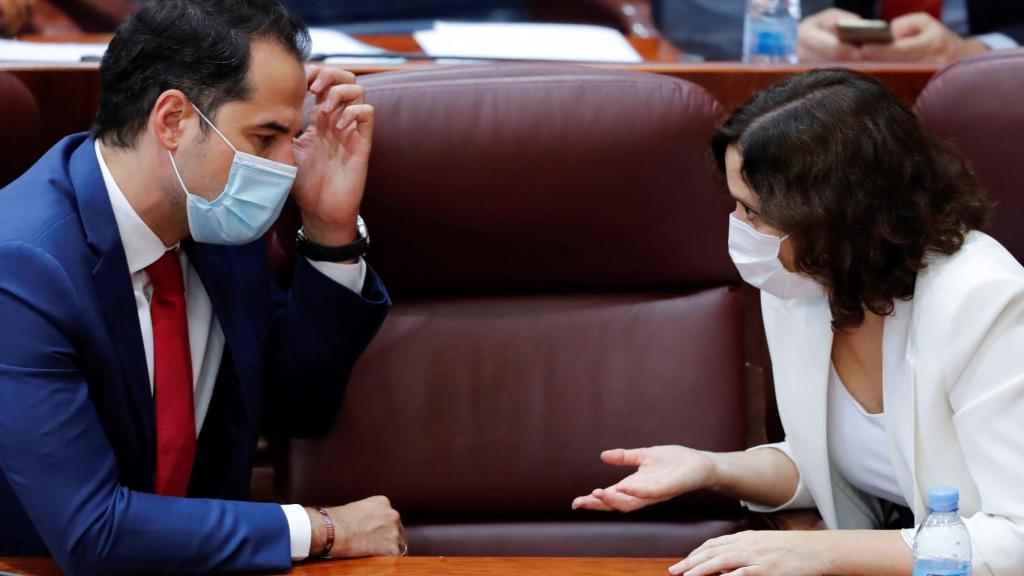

{"left": 151, "top": 90, "right": 191, "bottom": 152}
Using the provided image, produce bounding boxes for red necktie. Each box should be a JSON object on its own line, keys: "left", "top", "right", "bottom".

{"left": 147, "top": 251, "right": 196, "bottom": 497}
{"left": 880, "top": 0, "right": 942, "bottom": 21}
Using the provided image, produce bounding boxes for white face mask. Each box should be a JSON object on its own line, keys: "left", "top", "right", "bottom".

{"left": 728, "top": 213, "right": 824, "bottom": 300}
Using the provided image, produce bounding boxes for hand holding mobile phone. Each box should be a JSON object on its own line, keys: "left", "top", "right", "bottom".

{"left": 835, "top": 19, "right": 894, "bottom": 44}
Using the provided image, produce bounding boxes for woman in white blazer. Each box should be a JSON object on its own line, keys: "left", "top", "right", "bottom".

{"left": 574, "top": 68, "right": 1024, "bottom": 575}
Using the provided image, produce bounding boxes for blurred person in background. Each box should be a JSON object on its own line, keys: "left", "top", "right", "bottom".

{"left": 4, "top": 0, "right": 647, "bottom": 37}
{"left": 800, "top": 0, "right": 1024, "bottom": 64}
{"left": 645, "top": 0, "right": 1024, "bottom": 62}
{"left": 0, "top": 0, "right": 33, "bottom": 36}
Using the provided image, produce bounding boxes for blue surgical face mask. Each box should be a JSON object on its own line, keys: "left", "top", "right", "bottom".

{"left": 167, "top": 104, "right": 297, "bottom": 246}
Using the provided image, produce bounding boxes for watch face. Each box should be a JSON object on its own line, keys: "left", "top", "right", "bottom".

{"left": 356, "top": 215, "right": 369, "bottom": 244}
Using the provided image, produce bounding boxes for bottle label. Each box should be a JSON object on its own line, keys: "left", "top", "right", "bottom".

{"left": 912, "top": 559, "right": 970, "bottom": 576}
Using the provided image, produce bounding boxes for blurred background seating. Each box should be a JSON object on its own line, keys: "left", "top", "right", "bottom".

{"left": 915, "top": 47, "right": 1024, "bottom": 261}
{"left": 11, "top": 0, "right": 652, "bottom": 39}
{"left": 0, "top": 71, "right": 41, "bottom": 188}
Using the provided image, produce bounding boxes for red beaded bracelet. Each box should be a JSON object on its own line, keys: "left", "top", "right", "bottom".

{"left": 316, "top": 507, "right": 335, "bottom": 558}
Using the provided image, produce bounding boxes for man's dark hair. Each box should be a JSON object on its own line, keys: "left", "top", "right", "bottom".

{"left": 711, "top": 68, "right": 992, "bottom": 331}
{"left": 92, "top": 0, "right": 310, "bottom": 148}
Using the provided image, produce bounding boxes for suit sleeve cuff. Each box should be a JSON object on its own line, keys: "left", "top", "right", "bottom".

{"left": 306, "top": 257, "right": 366, "bottom": 295}
{"left": 972, "top": 32, "right": 1018, "bottom": 50}
{"left": 281, "top": 504, "right": 312, "bottom": 561}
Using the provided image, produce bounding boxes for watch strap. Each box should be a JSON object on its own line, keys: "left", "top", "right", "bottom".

{"left": 296, "top": 216, "right": 369, "bottom": 262}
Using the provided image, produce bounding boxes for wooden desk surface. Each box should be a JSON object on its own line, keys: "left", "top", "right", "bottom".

{"left": 0, "top": 556, "right": 678, "bottom": 575}
{"left": 1, "top": 33, "right": 939, "bottom": 152}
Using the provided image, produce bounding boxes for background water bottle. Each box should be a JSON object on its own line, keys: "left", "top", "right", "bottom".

{"left": 742, "top": 0, "right": 800, "bottom": 64}
{"left": 913, "top": 486, "right": 971, "bottom": 576}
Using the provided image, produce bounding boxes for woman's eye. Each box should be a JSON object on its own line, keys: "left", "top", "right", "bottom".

{"left": 256, "top": 135, "right": 276, "bottom": 147}
{"left": 745, "top": 208, "right": 759, "bottom": 222}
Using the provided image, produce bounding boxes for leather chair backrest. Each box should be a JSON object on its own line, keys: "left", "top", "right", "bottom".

{"left": 0, "top": 72, "right": 42, "bottom": 188}
{"left": 281, "top": 65, "right": 745, "bottom": 520}
{"left": 915, "top": 48, "right": 1024, "bottom": 261}
{"left": 358, "top": 64, "right": 735, "bottom": 295}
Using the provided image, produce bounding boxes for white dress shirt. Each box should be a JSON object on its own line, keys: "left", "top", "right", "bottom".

{"left": 96, "top": 140, "right": 365, "bottom": 562}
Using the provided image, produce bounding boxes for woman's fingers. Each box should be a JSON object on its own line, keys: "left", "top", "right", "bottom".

{"left": 571, "top": 495, "right": 614, "bottom": 511}
{"left": 592, "top": 487, "right": 649, "bottom": 512}
{"left": 600, "top": 448, "right": 645, "bottom": 467}
{"left": 670, "top": 547, "right": 752, "bottom": 576}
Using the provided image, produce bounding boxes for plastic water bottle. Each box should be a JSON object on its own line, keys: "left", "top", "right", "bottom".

{"left": 742, "top": 0, "right": 800, "bottom": 64}
{"left": 913, "top": 486, "right": 971, "bottom": 576}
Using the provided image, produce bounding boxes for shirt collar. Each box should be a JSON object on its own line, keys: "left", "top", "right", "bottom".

{"left": 94, "top": 139, "right": 178, "bottom": 274}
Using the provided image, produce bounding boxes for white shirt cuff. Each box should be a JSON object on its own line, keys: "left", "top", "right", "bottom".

{"left": 307, "top": 257, "right": 367, "bottom": 294}
{"left": 972, "top": 32, "right": 1018, "bottom": 51}
{"left": 281, "top": 504, "right": 312, "bottom": 562}
{"left": 900, "top": 527, "right": 915, "bottom": 549}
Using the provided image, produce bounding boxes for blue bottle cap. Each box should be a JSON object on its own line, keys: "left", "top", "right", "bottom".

{"left": 927, "top": 486, "right": 960, "bottom": 512}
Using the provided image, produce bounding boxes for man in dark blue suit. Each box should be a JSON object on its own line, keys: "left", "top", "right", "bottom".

{"left": 799, "top": 0, "right": 1024, "bottom": 63}
{"left": 0, "top": 0, "right": 405, "bottom": 573}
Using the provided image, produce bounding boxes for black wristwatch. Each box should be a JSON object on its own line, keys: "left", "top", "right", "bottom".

{"left": 295, "top": 215, "right": 369, "bottom": 262}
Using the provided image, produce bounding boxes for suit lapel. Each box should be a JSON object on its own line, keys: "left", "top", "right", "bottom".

{"left": 764, "top": 294, "right": 838, "bottom": 527}
{"left": 70, "top": 137, "right": 155, "bottom": 458}
{"left": 883, "top": 298, "right": 923, "bottom": 516}
{"left": 792, "top": 298, "right": 838, "bottom": 528}
{"left": 183, "top": 241, "right": 257, "bottom": 428}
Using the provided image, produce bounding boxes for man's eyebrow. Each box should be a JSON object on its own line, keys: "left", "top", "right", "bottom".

{"left": 255, "top": 121, "right": 291, "bottom": 134}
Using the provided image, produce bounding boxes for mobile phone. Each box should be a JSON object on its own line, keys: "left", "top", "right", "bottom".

{"left": 835, "top": 19, "right": 894, "bottom": 44}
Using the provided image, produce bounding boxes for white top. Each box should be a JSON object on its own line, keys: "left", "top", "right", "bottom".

{"left": 96, "top": 140, "right": 366, "bottom": 562}
{"left": 827, "top": 363, "right": 907, "bottom": 508}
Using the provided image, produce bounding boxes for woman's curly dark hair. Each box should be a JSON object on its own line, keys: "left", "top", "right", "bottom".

{"left": 711, "top": 68, "right": 993, "bottom": 331}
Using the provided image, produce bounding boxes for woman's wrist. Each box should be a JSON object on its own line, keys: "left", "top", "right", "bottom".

{"left": 701, "top": 448, "right": 801, "bottom": 507}
{"left": 701, "top": 450, "right": 730, "bottom": 493}
{"left": 816, "top": 530, "right": 912, "bottom": 575}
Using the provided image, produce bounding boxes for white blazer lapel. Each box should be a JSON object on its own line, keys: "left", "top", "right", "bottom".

{"left": 883, "top": 298, "right": 924, "bottom": 516}
{"left": 763, "top": 294, "right": 838, "bottom": 527}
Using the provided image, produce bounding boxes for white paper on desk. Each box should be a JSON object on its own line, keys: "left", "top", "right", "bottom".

{"left": 413, "top": 21, "right": 643, "bottom": 63}
{"left": 0, "top": 38, "right": 107, "bottom": 62}
{"left": 307, "top": 27, "right": 406, "bottom": 64}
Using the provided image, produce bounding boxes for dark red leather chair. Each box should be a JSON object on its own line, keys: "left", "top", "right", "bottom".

{"left": 915, "top": 48, "right": 1024, "bottom": 261}
{"left": 0, "top": 72, "right": 42, "bottom": 188}
{"left": 272, "top": 64, "right": 768, "bottom": 557}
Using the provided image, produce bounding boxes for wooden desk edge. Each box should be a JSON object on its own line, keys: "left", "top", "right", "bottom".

{"left": 1, "top": 556, "right": 682, "bottom": 576}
